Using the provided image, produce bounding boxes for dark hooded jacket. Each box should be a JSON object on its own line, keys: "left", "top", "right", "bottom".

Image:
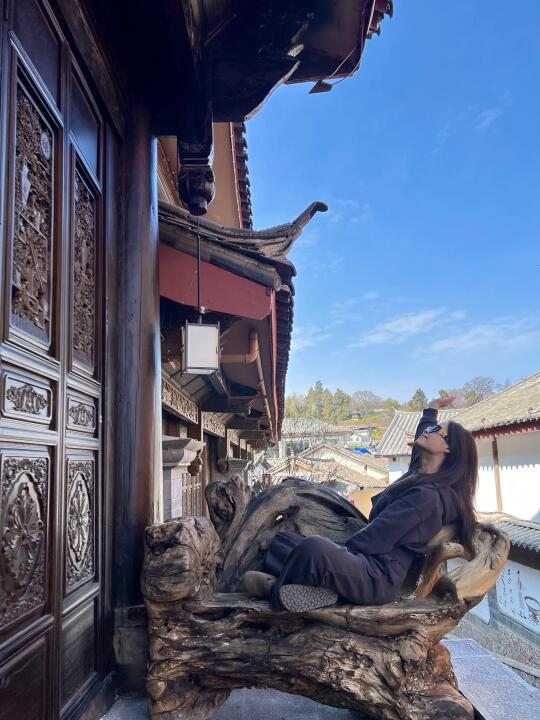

{"left": 343, "top": 408, "right": 461, "bottom": 591}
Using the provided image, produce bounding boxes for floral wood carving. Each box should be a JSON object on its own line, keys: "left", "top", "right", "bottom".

{"left": 202, "top": 413, "right": 226, "bottom": 438}
{"left": 66, "top": 461, "right": 94, "bottom": 590}
{"left": 72, "top": 172, "right": 96, "bottom": 369}
{"left": 68, "top": 401, "right": 95, "bottom": 428}
{"left": 11, "top": 87, "right": 54, "bottom": 343}
{"left": 6, "top": 382, "right": 48, "bottom": 416}
{"left": 161, "top": 379, "right": 198, "bottom": 424}
{"left": 0, "top": 456, "right": 48, "bottom": 625}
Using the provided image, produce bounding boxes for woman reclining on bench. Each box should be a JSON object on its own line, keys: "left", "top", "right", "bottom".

{"left": 243, "top": 395, "right": 478, "bottom": 612}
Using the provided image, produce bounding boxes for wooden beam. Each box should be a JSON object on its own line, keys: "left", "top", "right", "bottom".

{"left": 226, "top": 418, "right": 261, "bottom": 430}
{"left": 200, "top": 398, "right": 252, "bottom": 413}
{"left": 492, "top": 438, "right": 503, "bottom": 512}
{"left": 238, "top": 430, "right": 258, "bottom": 439}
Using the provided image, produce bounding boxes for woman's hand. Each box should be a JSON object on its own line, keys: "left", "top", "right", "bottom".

{"left": 429, "top": 394, "right": 456, "bottom": 410}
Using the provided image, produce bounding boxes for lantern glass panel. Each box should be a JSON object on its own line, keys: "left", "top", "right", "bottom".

{"left": 185, "top": 322, "right": 220, "bottom": 374}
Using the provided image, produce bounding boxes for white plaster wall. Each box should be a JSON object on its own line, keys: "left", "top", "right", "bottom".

{"left": 474, "top": 439, "right": 499, "bottom": 513}
{"left": 388, "top": 458, "right": 409, "bottom": 483}
{"left": 498, "top": 431, "right": 540, "bottom": 522}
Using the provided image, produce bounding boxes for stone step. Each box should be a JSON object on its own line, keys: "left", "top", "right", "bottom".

{"left": 443, "top": 638, "right": 540, "bottom": 720}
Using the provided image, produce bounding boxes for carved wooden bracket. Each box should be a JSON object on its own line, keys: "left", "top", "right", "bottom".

{"left": 177, "top": 95, "right": 215, "bottom": 215}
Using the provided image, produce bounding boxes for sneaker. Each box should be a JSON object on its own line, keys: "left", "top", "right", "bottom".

{"left": 242, "top": 571, "right": 277, "bottom": 599}
{"left": 279, "top": 584, "right": 338, "bottom": 612}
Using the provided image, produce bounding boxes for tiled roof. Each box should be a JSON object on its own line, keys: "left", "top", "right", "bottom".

{"left": 299, "top": 442, "right": 389, "bottom": 473}
{"left": 271, "top": 460, "right": 387, "bottom": 489}
{"left": 454, "top": 373, "right": 540, "bottom": 433}
{"left": 478, "top": 512, "right": 540, "bottom": 553}
{"left": 268, "top": 442, "right": 388, "bottom": 488}
{"left": 281, "top": 417, "right": 356, "bottom": 437}
{"left": 232, "top": 123, "right": 252, "bottom": 229}
{"left": 376, "top": 409, "right": 459, "bottom": 458}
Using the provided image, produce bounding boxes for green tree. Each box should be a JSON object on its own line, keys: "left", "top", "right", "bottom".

{"left": 332, "top": 388, "right": 352, "bottom": 422}
{"left": 462, "top": 376, "right": 497, "bottom": 406}
{"left": 384, "top": 398, "right": 401, "bottom": 409}
{"left": 284, "top": 393, "right": 306, "bottom": 417}
{"left": 406, "top": 388, "right": 428, "bottom": 411}
{"left": 321, "top": 388, "right": 334, "bottom": 422}
{"left": 305, "top": 380, "right": 324, "bottom": 418}
{"left": 351, "top": 390, "right": 382, "bottom": 417}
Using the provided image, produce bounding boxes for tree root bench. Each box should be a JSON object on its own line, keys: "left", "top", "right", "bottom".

{"left": 141, "top": 477, "right": 509, "bottom": 720}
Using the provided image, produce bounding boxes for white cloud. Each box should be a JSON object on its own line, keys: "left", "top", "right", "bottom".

{"left": 328, "top": 211, "right": 343, "bottom": 224}
{"left": 331, "top": 297, "right": 359, "bottom": 311}
{"left": 428, "top": 318, "right": 540, "bottom": 353}
{"left": 295, "top": 253, "right": 344, "bottom": 279}
{"left": 360, "top": 203, "right": 373, "bottom": 221}
{"left": 331, "top": 292, "right": 379, "bottom": 314}
{"left": 335, "top": 198, "right": 359, "bottom": 209}
{"left": 349, "top": 309, "right": 445, "bottom": 347}
{"left": 291, "top": 325, "right": 333, "bottom": 353}
{"left": 296, "top": 227, "right": 320, "bottom": 248}
{"left": 475, "top": 108, "right": 502, "bottom": 131}
{"left": 432, "top": 123, "right": 451, "bottom": 154}
{"left": 330, "top": 199, "right": 372, "bottom": 224}
{"left": 437, "top": 123, "right": 450, "bottom": 144}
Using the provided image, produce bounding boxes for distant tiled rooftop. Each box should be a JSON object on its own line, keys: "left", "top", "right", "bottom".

{"left": 281, "top": 417, "right": 361, "bottom": 437}
{"left": 376, "top": 409, "right": 459, "bottom": 458}
{"left": 454, "top": 372, "right": 540, "bottom": 433}
{"left": 268, "top": 442, "right": 388, "bottom": 489}
{"left": 478, "top": 512, "right": 540, "bottom": 553}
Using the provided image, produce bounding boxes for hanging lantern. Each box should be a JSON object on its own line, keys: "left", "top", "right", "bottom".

{"left": 182, "top": 321, "right": 220, "bottom": 375}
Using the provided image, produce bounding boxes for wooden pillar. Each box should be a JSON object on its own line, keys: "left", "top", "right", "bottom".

{"left": 492, "top": 437, "right": 503, "bottom": 512}
{"left": 113, "top": 99, "right": 162, "bottom": 609}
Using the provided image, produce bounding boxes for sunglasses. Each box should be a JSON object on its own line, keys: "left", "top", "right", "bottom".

{"left": 424, "top": 424, "right": 450, "bottom": 444}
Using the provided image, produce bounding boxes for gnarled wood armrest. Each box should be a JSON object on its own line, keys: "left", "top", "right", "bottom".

{"left": 436, "top": 522, "right": 510, "bottom": 601}
{"left": 410, "top": 521, "right": 509, "bottom": 602}
{"left": 142, "top": 516, "right": 222, "bottom": 607}
{"left": 411, "top": 524, "right": 467, "bottom": 599}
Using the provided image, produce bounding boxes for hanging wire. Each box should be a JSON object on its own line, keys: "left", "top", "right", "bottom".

{"left": 196, "top": 213, "right": 202, "bottom": 323}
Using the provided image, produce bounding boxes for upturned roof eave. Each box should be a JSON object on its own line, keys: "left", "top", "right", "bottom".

{"left": 159, "top": 200, "right": 327, "bottom": 275}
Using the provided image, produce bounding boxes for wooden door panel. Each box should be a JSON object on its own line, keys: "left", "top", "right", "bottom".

{"left": 66, "top": 389, "right": 98, "bottom": 436}
{"left": 12, "top": 0, "right": 61, "bottom": 108}
{"left": 1, "top": 364, "right": 54, "bottom": 426}
{"left": 70, "top": 75, "right": 100, "bottom": 179}
{"left": 0, "top": 634, "right": 49, "bottom": 720}
{"left": 60, "top": 598, "right": 97, "bottom": 712}
{"left": 69, "top": 158, "right": 99, "bottom": 379}
{"left": 0, "top": 447, "right": 50, "bottom": 636}
{"left": 64, "top": 454, "right": 96, "bottom": 595}
{"left": 6, "top": 72, "right": 60, "bottom": 355}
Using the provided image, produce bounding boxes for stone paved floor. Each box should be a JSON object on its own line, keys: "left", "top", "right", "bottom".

{"left": 101, "top": 689, "right": 363, "bottom": 720}
{"left": 442, "top": 638, "right": 540, "bottom": 720}
{"left": 102, "top": 640, "right": 540, "bottom": 720}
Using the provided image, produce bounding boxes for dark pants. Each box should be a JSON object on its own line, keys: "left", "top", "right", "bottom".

{"left": 264, "top": 531, "right": 398, "bottom": 611}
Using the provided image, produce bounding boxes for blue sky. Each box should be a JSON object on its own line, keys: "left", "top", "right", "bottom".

{"left": 247, "top": 1, "right": 540, "bottom": 402}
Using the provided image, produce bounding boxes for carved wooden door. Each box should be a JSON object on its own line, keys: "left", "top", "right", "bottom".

{"left": 0, "top": 1, "right": 112, "bottom": 718}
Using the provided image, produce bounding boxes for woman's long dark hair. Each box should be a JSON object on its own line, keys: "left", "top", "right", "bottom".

{"left": 391, "top": 421, "right": 479, "bottom": 549}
